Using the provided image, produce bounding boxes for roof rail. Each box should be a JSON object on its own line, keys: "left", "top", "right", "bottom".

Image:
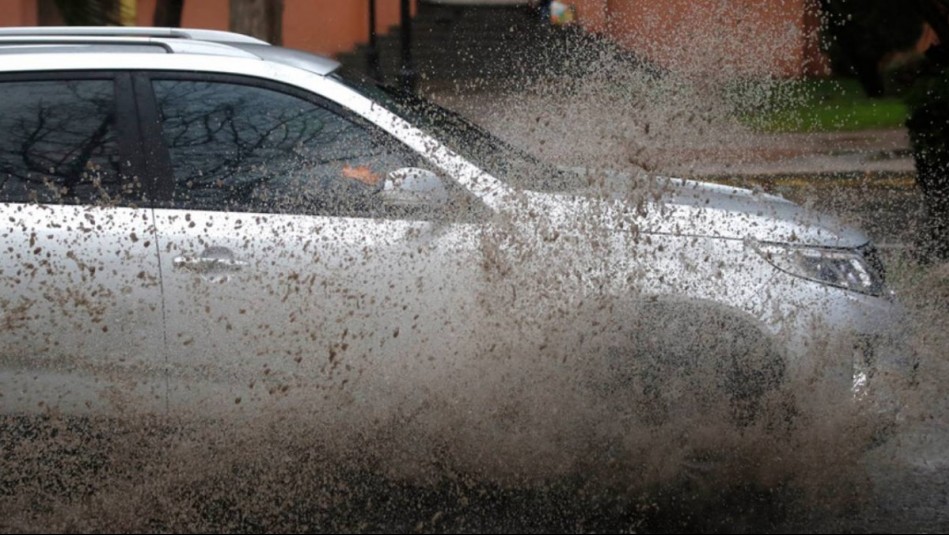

{"left": 0, "top": 27, "right": 269, "bottom": 45}
{"left": 0, "top": 36, "right": 172, "bottom": 52}
{"left": 0, "top": 35, "right": 264, "bottom": 59}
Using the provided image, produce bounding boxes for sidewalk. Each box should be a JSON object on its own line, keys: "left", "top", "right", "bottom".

{"left": 432, "top": 89, "right": 918, "bottom": 186}
{"left": 651, "top": 129, "right": 916, "bottom": 182}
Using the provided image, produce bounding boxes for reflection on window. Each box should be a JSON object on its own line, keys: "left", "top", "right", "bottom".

{"left": 153, "top": 80, "right": 419, "bottom": 217}
{"left": 0, "top": 80, "right": 130, "bottom": 205}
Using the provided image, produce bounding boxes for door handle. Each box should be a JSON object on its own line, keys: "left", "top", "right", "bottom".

{"left": 172, "top": 255, "right": 247, "bottom": 274}
{"left": 172, "top": 246, "right": 247, "bottom": 275}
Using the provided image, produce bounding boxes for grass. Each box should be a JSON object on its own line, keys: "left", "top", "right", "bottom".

{"left": 744, "top": 78, "right": 909, "bottom": 133}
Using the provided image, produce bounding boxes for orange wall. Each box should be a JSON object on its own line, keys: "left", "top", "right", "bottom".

{"left": 572, "top": 0, "right": 820, "bottom": 77}
{"left": 801, "top": 0, "right": 830, "bottom": 76}
{"left": 139, "top": 0, "right": 230, "bottom": 30}
{"left": 286, "top": 0, "right": 371, "bottom": 56}
{"left": 139, "top": 0, "right": 415, "bottom": 55}
{"left": 285, "top": 0, "right": 415, "bottom": 56}
{"left": 571, "top": 0, "right": 607, "bottom": 33}
{"left": 137, "top": 0, "right": 155, "bottom": 25}
{"left": 0, "top": 0, "right": 37, "bottom": 26}
{"left": 0, "top": 0, "right": 412, "bottom": 56}
{"left": 182, "top": 0, "right": 229, "bottom": 31}
{"left": 0, "top": 0, "right": 819, "bottom": 75}
{"left": 602, "top": 0, "right": 808, "bottom": 77}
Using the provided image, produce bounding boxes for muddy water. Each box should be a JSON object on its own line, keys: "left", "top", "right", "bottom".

{"left": 427, "top": 59, "right": 949, "bottom": 530}
{"left": 430, "top": 54, "right": 949, "bottom": 530}
{"left": 0, "top": 329, "right": 929, "bottom": 533}
{"left": 1, "top": 254, "right": 944, "bottom": 533}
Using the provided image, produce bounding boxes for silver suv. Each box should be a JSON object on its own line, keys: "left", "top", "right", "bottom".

{"left": 0, "top": 27, "right": 907, "bottom": 419}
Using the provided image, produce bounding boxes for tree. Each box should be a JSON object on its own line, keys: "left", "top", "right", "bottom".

{"left": 903, "top": 1, "right": 949, "bottom": 261}
{"left": 153, "top": 0, "right": 184, "bottom": 27}
{"left": 819, "top": 0, "right": 924, "bottom": 96}
{"left": 229, "top": 0, "right": 283, "bottom": 45}
{"left": 49, "top": 0, "right": 119, "bottom": 25}
{"left": 822, "top": 0, "right": 949, "bottom": 260}
{"left": 906, "top": 53, "right": 949, "bottom": 260}
{"left": 45, "top": 0, "right": 182, "bottom": 27}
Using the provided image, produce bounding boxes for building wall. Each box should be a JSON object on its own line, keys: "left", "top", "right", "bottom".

{"left": 0, "top": 0, "right": 413, "bottom": 57}
{"left": 0, "top": 0, "right": 37, "bottom": 27}
{"left": 0, "top": 0, "right": 826, "bottom": 76}
{"left": 801, "top": 0, "right": 831, "bottom": 76}
{"left": 570, "top": 0, "right": 830, "bottom": 78}
{"left": 134, "top": 0, "right": 229, "bottom": 29}
{"left": 284, "top": 0, "right": 415, "bottom": 56}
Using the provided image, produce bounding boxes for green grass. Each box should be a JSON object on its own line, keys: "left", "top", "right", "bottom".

{"left": 744, "top": 78, "right": 909, "bottom": 133}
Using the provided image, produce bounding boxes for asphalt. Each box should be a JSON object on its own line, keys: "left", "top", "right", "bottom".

{"left": 667, "top": 128, "right": 917, "bottom": 182}
{"left": 430, "top": 88, "right": 917, "bottom": 187}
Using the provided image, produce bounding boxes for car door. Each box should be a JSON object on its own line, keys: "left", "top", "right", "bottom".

{"left": 0, "top": 72, "right": 166, "bottom": 415}
{"left": 143, "top": 74, "right": 487, "bottom": 414}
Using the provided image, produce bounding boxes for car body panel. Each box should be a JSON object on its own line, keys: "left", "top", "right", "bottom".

{"left": 0, "top": 204, "right": 164, "bottom": 414}
{"left": 154, "top": 208, "right": 487, "bottom": 414}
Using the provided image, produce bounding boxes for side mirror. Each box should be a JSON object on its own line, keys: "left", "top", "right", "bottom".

{"left": 380, "top": 167, "right": 449, "bottom": 208}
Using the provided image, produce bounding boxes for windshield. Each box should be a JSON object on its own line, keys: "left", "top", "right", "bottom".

{"left": 333, "top": 70, "right": 584, "bottom": 192}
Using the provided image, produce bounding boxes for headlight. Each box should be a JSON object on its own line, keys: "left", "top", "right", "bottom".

{"left": 752, "top": 241, "right": 887, "bottom": 296}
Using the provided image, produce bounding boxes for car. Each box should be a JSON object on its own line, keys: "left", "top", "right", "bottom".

{"left": 0, "top": 27, "right": 910, "bottom": 425}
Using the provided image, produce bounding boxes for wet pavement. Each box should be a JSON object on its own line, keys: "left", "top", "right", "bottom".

{"left": 654, "top": 128, "right": 915, "bottom": 179}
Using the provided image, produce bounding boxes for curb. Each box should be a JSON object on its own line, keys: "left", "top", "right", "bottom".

{"left": 700, "top": 172, "right": 918, "bottom": 191}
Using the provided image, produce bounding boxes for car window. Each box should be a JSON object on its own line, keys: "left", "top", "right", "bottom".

{"left": 0, "top": 79, "right": 136, "bottom": 205}
{"left": 335, "top": 70, "right": 586, "bottom": 193}
{"left": 152, "top": 79, "right": 427, "bottom": 218}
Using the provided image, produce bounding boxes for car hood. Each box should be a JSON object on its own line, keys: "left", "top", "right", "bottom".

{"left": 518, "top": 170, "right": 870, "bottom": 248}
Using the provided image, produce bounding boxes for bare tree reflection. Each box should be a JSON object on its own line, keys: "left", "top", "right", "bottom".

{"left": 153, "top": 80, "right": 421, "bottom": 217}
{"left": 0, "top": 80, "right": 129, "bottom": 205}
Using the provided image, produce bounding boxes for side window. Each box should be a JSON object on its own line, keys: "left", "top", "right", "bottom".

{"left": 0, "top": 79, "right": 135, "bottom": 205}
{"left": 152, "top": 79, "right": 423, "bottom": 217}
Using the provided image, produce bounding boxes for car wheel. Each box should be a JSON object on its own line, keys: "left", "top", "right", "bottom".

{"left": 577, "top": 300, "right": 787, "bottom": 427}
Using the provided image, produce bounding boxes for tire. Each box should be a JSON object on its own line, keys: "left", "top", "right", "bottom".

{"left": 579, "top": 300, "right": 786, "bottom": 427}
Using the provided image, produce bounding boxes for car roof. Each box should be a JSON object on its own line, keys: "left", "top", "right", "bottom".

{"left": 0, "top": 26, "right": 341, "bottom": 76}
